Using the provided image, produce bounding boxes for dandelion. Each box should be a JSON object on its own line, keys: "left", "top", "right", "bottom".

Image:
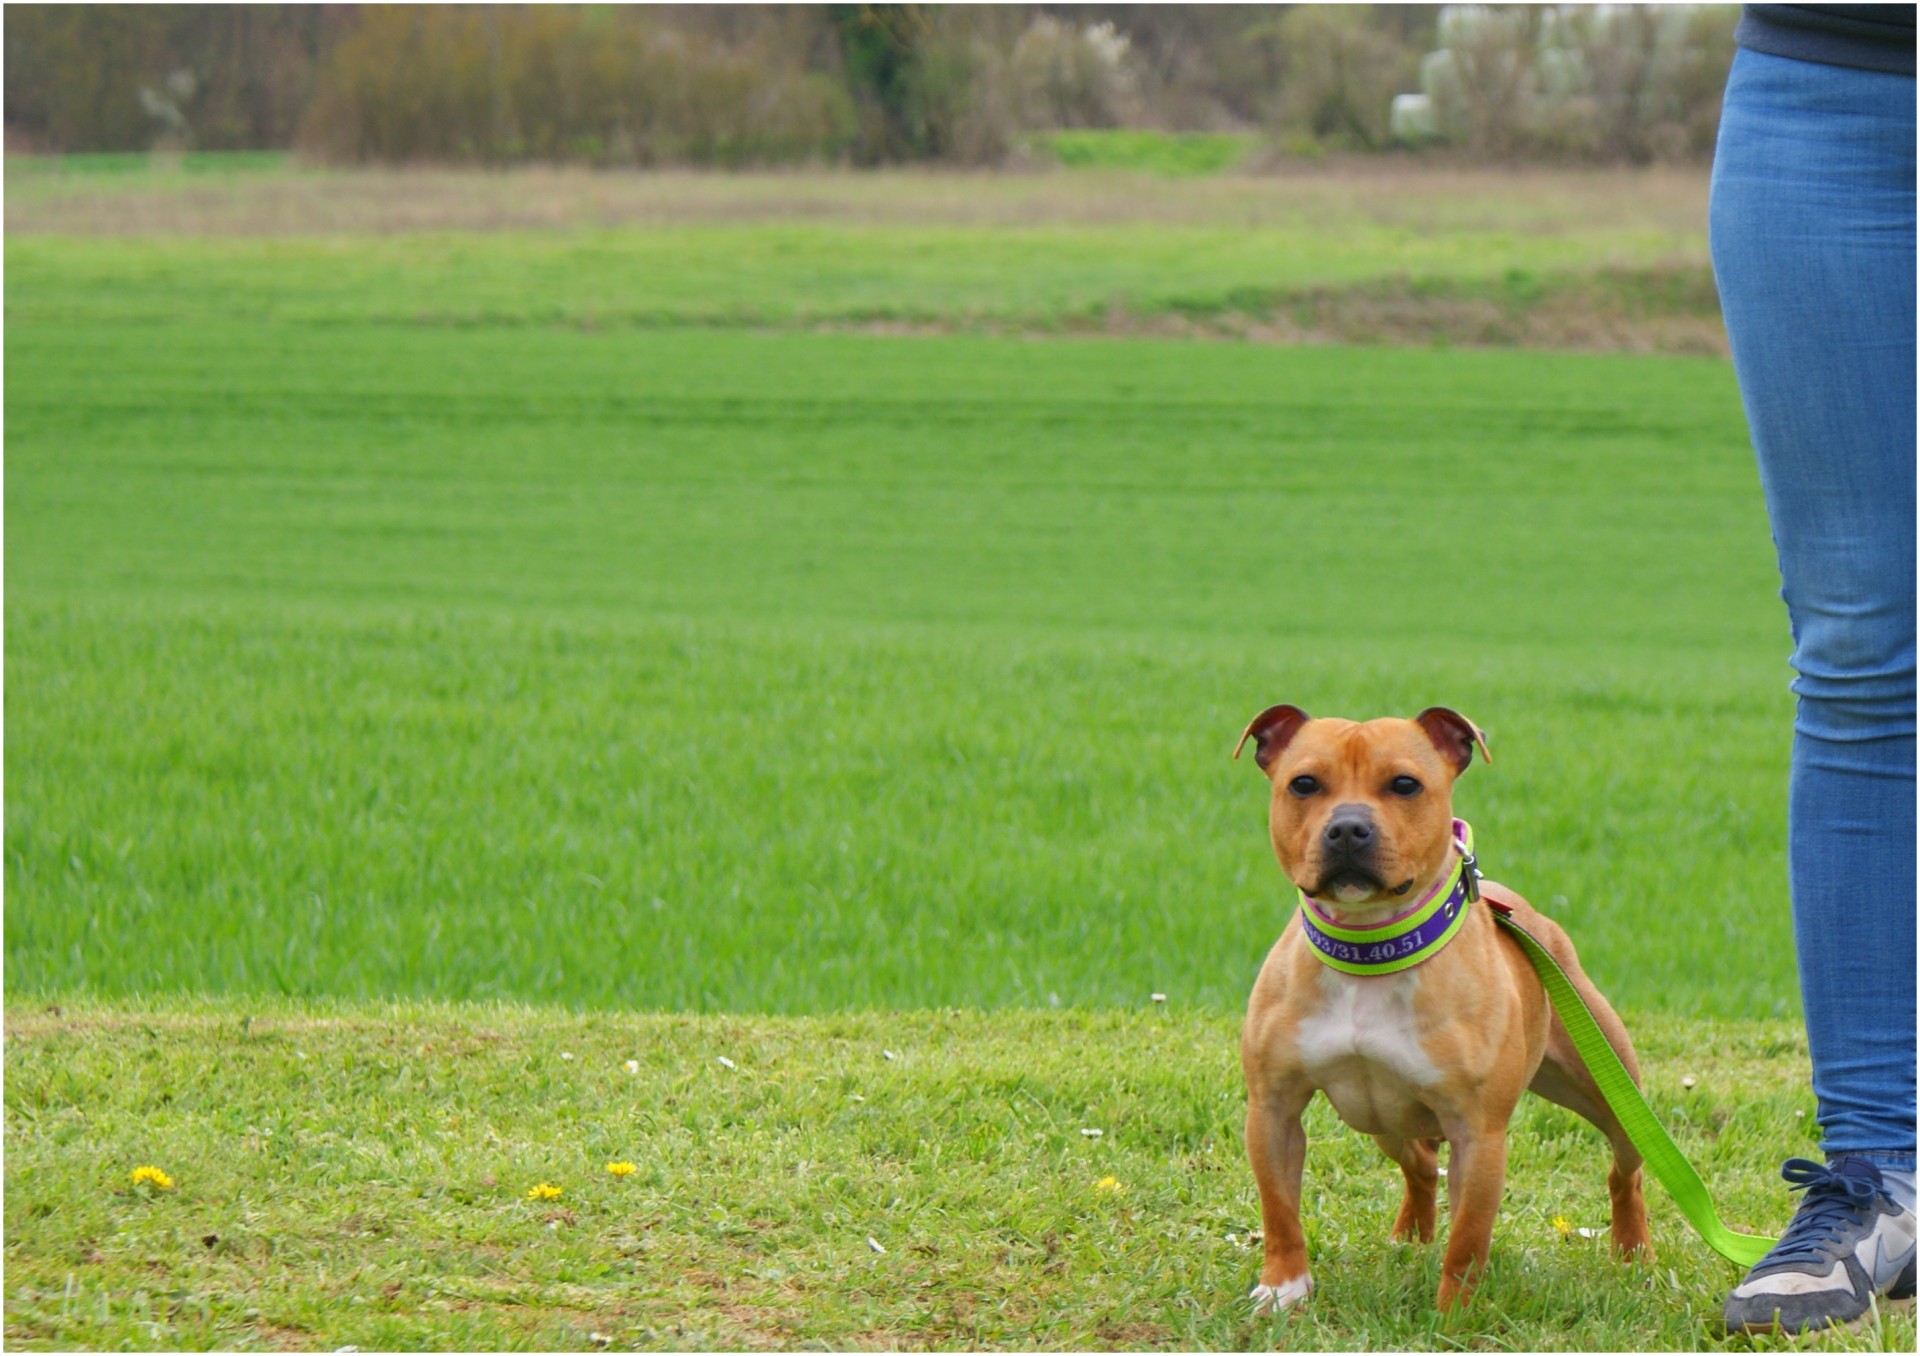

{"left": 130, "top": 1165, "right": 174, "bottom": 1190}
{"left": 606, "top": 1161, "right": 637, "bottom": 1177}
{"left": 527, "top": 1183, "right": 563, "bottom": 1201}
{"left": 1094, "top": 1176, "right": 1124, "bottom": 1194}
{"left": 1551, "top": 1215, "right": 1573, "bottom": 1236}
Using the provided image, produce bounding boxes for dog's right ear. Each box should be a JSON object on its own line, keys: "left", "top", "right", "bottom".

{"left": 1233, "top": 704, "right": 1311, "bottom": 774}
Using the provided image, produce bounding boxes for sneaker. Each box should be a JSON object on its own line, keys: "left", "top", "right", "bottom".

{"left": 1724, "top": 1156, "right": 1918, "bottom": 1335}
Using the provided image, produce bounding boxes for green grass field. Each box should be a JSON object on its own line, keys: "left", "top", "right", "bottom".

{"left": 5, "top": 165, "right": 1873, "bottom": 1351}
{"left": 7, "top": 224, "right": 1701, "bottom": 334}
{"left": 5, "top": 156, "right": 1721, "bottom": 349}
{"left": 7, "top": 323, "right": 1791, "bottom": 1016}
{"left": 13, "top": 1001, "right": 1912, "bottom": 1353}
{"left": 1029, "top": 129, "right": 1259, "bottom": 175}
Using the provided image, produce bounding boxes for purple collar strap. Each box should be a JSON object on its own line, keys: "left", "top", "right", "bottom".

{"left": 1297, "top": 819, "right": 1482, "bottom": 976}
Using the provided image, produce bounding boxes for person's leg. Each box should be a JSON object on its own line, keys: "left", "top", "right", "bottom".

{"left": 1709, "top": 47, "right": 1916, "bottom": 1332}
{"left": 1791, "top": 735, "right": 1915, "bottom": 1170}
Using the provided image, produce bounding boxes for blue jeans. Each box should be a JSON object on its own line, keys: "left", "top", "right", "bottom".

{"left": 1709, "top": 48, "right": 1916, "bottom": 1167}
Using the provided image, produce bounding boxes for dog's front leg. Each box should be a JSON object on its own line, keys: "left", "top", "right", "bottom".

{"left": 1246, "top": 1083, "right": 1314, "bottom": 1314}
{"left": 1436, "top": 1116, "right": 1510, "bottom": 1311}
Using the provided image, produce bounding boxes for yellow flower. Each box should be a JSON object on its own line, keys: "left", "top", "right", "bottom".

{"left": 527, "top": 1182, "right": 563, "bottom": 1201}
{"left": 130, "top": 1165, "right": 174, "bottom": 1190}
{"left": 1094, "top": 1175, "right": 1124, "bottom": 1194}
{"left": 606, "top": 1161, "right": 637, "bottom": 1177}
{"left": 1551, "top": 1215, "right": 1573, "bottom": 1236}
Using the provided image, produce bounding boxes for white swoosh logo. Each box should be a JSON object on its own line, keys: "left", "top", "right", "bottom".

{"left": 1858, "top": 1220, "right": 1918, "bottom": 1290}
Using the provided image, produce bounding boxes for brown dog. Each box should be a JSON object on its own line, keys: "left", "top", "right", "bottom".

{"left": 1235, "top": 705, "right": 1651, "bottom": 1313}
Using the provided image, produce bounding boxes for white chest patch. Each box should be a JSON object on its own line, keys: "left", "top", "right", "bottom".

{"left": 1294, "top": 966, "right": 1445, "bottom": 1089}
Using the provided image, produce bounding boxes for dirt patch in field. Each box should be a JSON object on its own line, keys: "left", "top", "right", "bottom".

{"left": 4, "top": 161, "right": 1709, "bottom": 237}
{"left": 808, "top": 264, "right": 1727, "bottom": 357}
{"left": 246, "top": 1320, "right": 317, "bottom": 1350}
{"left": 1094, "top": 1319, "right": 1178, "bottom": 1347}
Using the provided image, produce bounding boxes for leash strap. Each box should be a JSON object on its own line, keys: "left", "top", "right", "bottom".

{"left": 1488, "top": 905, "right": 1778, "bottom": 1268}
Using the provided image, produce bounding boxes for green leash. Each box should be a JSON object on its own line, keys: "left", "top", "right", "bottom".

{"left": 1490, "top": 906, "right": 1779, "bottom": 1268}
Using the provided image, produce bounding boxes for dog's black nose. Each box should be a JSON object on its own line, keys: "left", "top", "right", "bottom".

{"left": 1323, "top": 807, "right": 1375, "bottom": 852}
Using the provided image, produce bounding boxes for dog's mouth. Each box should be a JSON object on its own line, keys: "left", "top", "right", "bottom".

{"left": 1307, "top": 868, "right": 1418, "bottom": 906}
{"left": 1310, "top": 866, "right": 1386, "bottom": 902}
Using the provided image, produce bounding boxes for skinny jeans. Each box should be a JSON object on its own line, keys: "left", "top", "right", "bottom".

{"left": 1708, "top": 47, "right": 1916, "bottom": 1166}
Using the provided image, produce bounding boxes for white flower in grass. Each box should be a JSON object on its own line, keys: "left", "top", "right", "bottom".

{"left": 560, "top": 1052, "right": 575, "bottom": 1062}
{"left": 716, "top": 1056, "right": 736, "bottom": 1070}
{"left": 867, "top": 1236, "right": 886, "bottom": 1254}
{"left": 624, "top": 1059, "right": 639, "bottom": 1074}
{"left": 1080, "top": 1128, "right": 1103, "bottom": 1139}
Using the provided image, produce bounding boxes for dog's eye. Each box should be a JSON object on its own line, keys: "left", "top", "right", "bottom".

{"left": 1389, "top": 776, "right": 1423, "bottom": 797}
{"left": 1288, "top": 775, "right": 1320, "bottom": 797}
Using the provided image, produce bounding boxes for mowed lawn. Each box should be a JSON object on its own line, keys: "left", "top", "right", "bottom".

{"left": 6, "top": 160, "right": 1718, "bottom": 346}
{"left": 12, "top": 1000, "right": 1894, "bottom": 1354}
{"left": 5, "top": 223, "right": 1691, "bottom": 330}
{"left": 7, "top": 314, "right": 1792, "bottom": 1016}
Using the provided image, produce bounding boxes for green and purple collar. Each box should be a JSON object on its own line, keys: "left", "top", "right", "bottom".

{"left": 1298, "top": 819, "right": 1483, "bottom": 976}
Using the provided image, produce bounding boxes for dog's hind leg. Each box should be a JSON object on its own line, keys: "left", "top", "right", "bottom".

{"left": 1530, "top": 1028, "right": 1653, "bottom": 1260}
{"left": 1519, "top": 916, "right": 1654, "bottom": 1260}
{"left": 1373, "top": 1134, "right": 1440, "bottom": 1243}
{"left": 1436, "top": 1117, "right": 1512, "bottom": 1311}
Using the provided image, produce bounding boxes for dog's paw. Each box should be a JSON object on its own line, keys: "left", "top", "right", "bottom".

{"left": 1250, "top": 1274, "right": 1313, "bottom": 1316}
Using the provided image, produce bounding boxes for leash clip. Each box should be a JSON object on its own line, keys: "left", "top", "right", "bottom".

{"left": 1458, "top": 849, "right": 1482, "bottom": 903}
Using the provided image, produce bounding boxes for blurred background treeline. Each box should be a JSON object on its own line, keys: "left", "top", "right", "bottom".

{"left": 6, "top": 3, "right": 1737, "bottom": 168}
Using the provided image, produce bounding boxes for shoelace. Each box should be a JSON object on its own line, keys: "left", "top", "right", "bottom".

{"left": 1757, "top": 1158, "right": 1885, "bottom": 1269}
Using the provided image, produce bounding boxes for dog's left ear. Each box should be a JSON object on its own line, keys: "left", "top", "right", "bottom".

{"left": 1415, "top": 707, "right": 1492, "bottom": 774}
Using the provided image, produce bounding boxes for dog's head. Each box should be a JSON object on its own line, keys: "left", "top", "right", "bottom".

{"left": 1234, "top": 706, "right": 1489, "bottom": 911}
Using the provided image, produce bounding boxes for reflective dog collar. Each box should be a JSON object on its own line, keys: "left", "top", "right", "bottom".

{"left": 1298, "top": 819, "right": 1482, "bottom": 976}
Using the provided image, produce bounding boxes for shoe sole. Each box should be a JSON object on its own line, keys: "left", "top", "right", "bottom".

{"left": 1725, "top": 1292, "right": 1915, "bottom": 1340}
